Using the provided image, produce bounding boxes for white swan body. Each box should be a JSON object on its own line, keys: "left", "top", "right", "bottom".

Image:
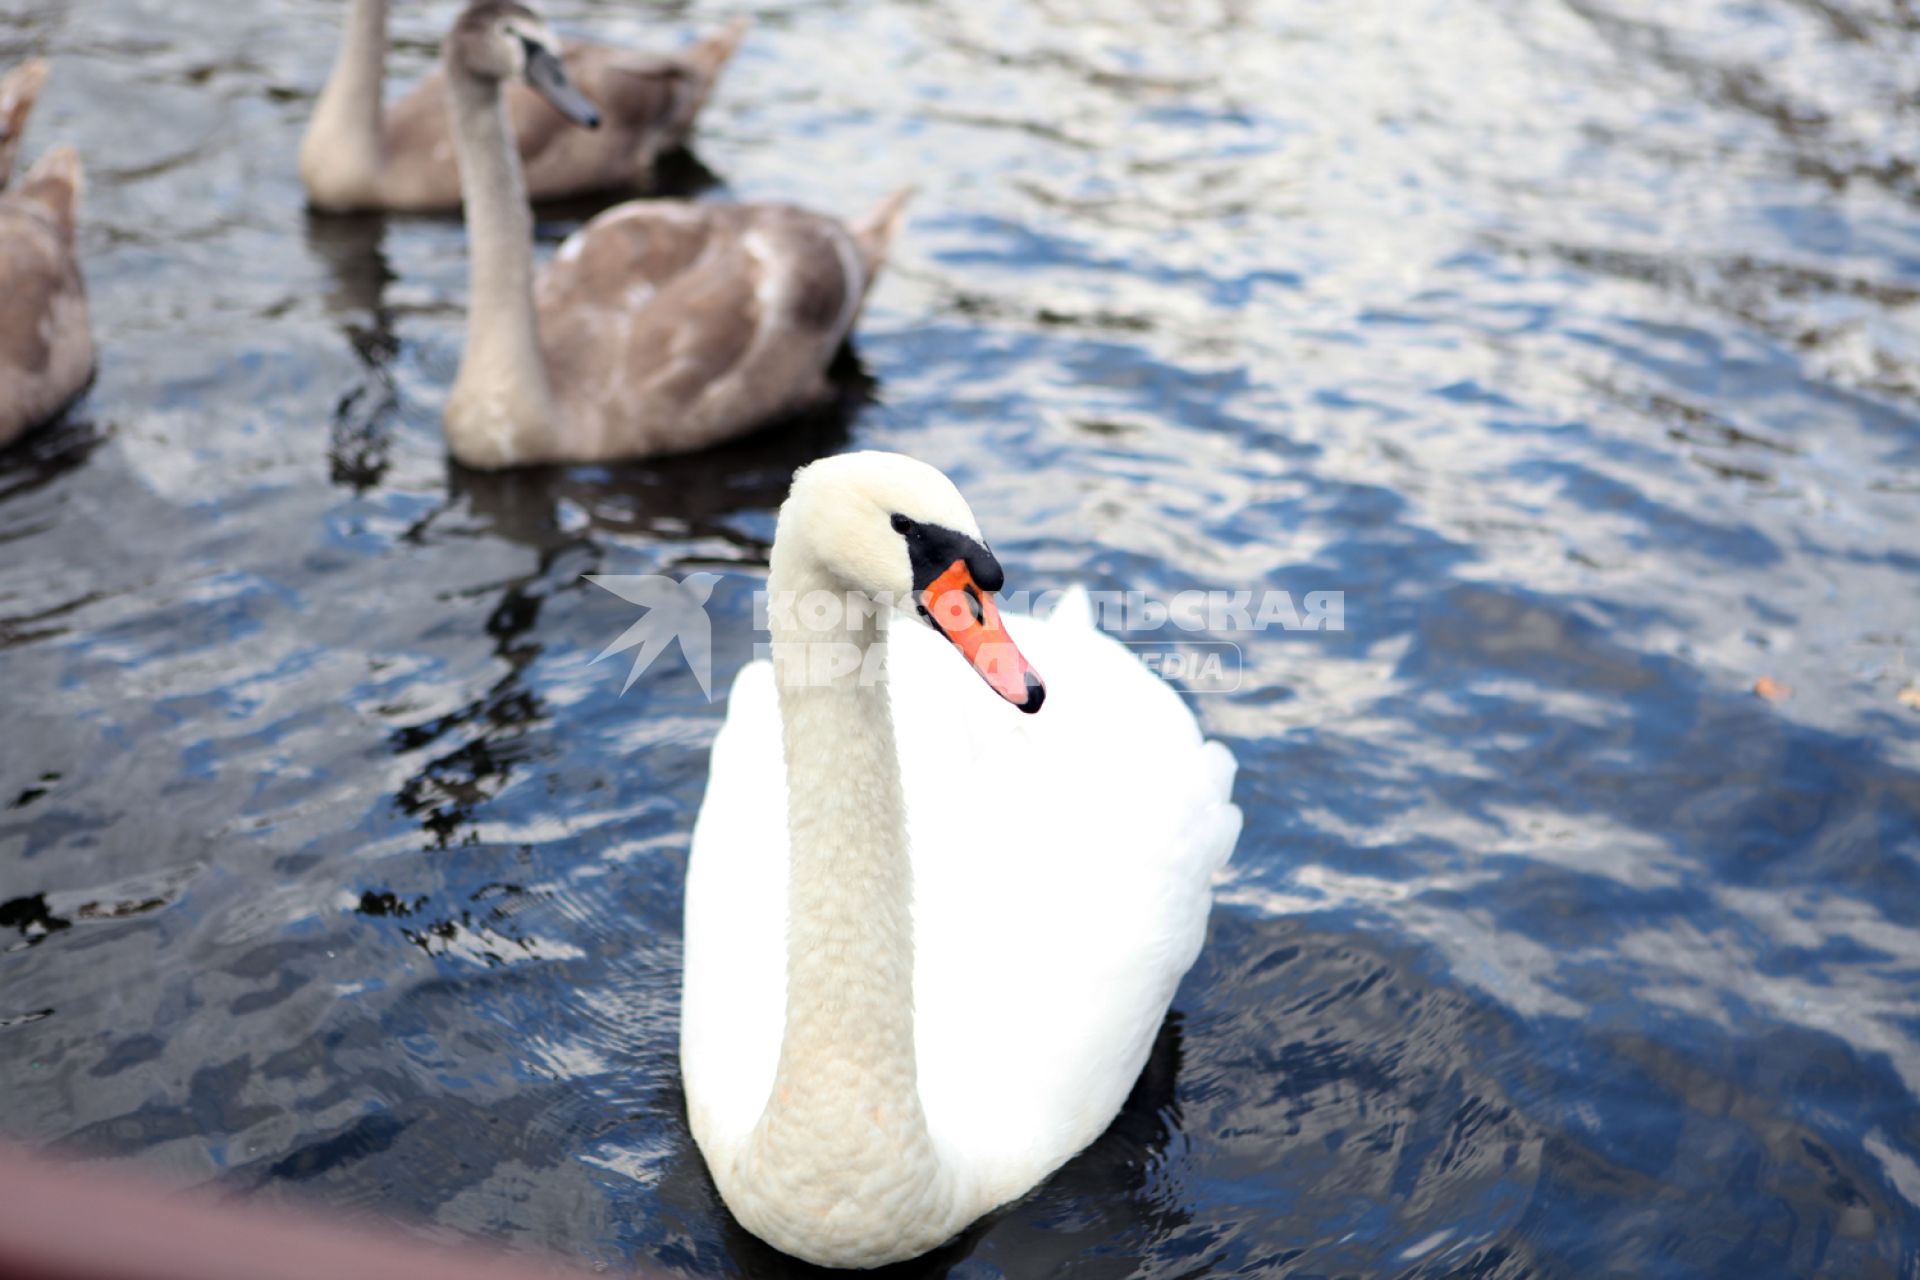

{"left": 681, "top": 453, "right": 1241, "bottom": 1267}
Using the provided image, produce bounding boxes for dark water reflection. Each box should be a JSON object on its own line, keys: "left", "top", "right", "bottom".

{"left": 4, "top": 0, "right": 1920, "bottom": 1274}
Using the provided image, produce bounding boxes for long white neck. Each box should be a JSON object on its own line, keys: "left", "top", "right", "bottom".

{"left": 722, "top": 548, "right": 966, "bottom": 1267}
{"left": 298, "top": 0, "right": 387, "bottom": 205}
{"left": 442, "top": 60, "right": 557, "bottom": 469}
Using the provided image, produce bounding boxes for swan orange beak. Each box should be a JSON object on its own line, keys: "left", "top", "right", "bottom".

{"left": 920, "top": 562, "right": 1046, "bottom": 714}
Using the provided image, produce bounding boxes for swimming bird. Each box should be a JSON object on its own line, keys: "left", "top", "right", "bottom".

{"left": 439, "top": 1, "right": 909, "bottom": 469}
{"left": 682, "top": 452, "right": 1241, "bottom": 1267}
{"left": 0, "top": 59, "right": 49, "bottom": 190}
{"left": 0, "top": 63, "right": 92, "bottom": 449}
{"left": 299, "top": 0, "right": 745, "bottom": 214}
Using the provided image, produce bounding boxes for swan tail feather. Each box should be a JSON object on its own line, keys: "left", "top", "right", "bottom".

{"left": 685, "top": 17, "right": 750, "bottom": 83}
{"left": 851, "top": 185, "right": 914, "bottom": 281}
{"left": 18, "top": 143, "right": 81, "bottom": 241}
{"left": 0, "top": 58, "right": 48, "bottom": 189}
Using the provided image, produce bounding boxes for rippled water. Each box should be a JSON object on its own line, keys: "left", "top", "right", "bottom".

{"left": 4, "top": 0, "right": 1920, "bottom": 1274}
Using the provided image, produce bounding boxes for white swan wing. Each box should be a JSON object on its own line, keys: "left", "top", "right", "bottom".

{"left": 893, "top": 588, "right": 1239, "bottom": 1204}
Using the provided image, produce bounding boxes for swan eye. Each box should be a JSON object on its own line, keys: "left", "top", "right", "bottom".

{"left": 891, "top": 514, "right": 914, "bottom": 535}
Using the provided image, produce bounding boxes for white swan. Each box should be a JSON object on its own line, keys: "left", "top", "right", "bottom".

{"left": 682, "top": 452, "right": 1241, "bottom": 1267}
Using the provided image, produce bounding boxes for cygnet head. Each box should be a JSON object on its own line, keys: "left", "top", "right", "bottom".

{"left": 445, "top": 1, "right": 601, "bottom": 129}
{"left": 777, "top": 452, "right": 1045, "bottom": 713}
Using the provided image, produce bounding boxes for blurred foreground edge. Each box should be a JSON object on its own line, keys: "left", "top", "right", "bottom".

{"left": 0, "top": 1142, "right": 668, "bottom": 1280}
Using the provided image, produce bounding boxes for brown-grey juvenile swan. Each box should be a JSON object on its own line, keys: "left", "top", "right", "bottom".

{"left": 683, "top": 452, "right": 1242, "bottom": 1266}
{"left": 439, "top": 1, "right": 910, "bottom": 469}
{"left": 0, "top": 59, "right": 93, "bottom": 449}
{"left": 299, "top": 0, "right": 744, "bottom": 213}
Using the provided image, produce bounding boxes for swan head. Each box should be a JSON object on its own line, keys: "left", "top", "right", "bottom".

{"left": 446, "top": 1, "right": 601, "bottom": 129}
{"left": 777, "top": 452, "right": 1046, "bottom": 714}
